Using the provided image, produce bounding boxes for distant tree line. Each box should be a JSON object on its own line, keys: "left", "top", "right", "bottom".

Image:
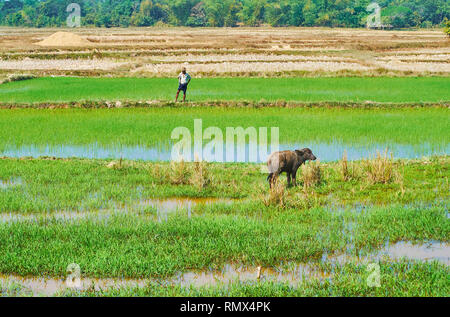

{"left": 0, "top": 0, "right": 448, "bottom": 28}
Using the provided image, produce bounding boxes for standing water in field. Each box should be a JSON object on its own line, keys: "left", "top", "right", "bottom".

{"left": 134, "top": 197, "right": 235, "bottom": 222}
{"left": 329, "top": 241, "right": 450, "bottom": 266}
{"left": 0, "top": 197, "right": 235, "bottom": 224}
{"left": 0, "top": 177, "right": 23, "bottom": 189}
{"left": 0, "top": 241, "right": 447, "bottom": 296}
{"left": 1, "top": 141, "right": 448, "bottom": 162}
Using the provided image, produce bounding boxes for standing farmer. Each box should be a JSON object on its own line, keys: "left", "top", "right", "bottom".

{"left": 175, "top": 67, "right": 191, "bottom": 102}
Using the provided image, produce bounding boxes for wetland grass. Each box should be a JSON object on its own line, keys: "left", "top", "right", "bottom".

{"left": 301, "top": 161, "right": 322, "bottom": 190}
{"left": 0, "top": 154, "right": 447, "bottom": 297}
{"left": 364, "top": 150, "right": 396, "bottom": 184}
{"left": 261, "top": 179, "right": 287, "bottom": 208}
{"left": 0, "top": 205, "right": 447, "bottom": 280}
{"left": 0, "top": 156, "right": 447, "bottom": 212}
{"left": 62, "top": 260, "right": 449, "bottom": 297}
{"left": 339, "top": 151, "right": 361, "bottom": 182}
{"left": 2, "top": 259, "right": 448, "bottom": 297}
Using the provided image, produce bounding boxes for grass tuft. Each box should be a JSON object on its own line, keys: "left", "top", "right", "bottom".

{"left": 169, "top": 159, "right": 191, "bottom": 185}
{"left": 190, "top": 159, "right": 212, "bottom": 190}
{"left": 339, "top": 151, "right": 361, "bottom": 181}
{"left": 164, "top": 158, "right": 212, "bottom": 190}
{"left": 261, "top": 179, "right": 287, "bottom": 208}
{"left": 364, "top": 150, "right": 396, "bottom": 184}
{"left": 301, "top": 161, "right": 322, "bottom": 189}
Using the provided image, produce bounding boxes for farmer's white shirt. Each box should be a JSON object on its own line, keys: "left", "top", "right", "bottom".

{"left": 178, "top": 72, "right": 191, "bottom": 85}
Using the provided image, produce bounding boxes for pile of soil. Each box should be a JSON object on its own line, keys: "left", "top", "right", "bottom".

{"left": 36, "top": 32, "right": 92, "bottom": 47}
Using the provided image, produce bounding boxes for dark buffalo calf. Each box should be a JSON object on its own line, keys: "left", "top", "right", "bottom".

{"left": 267, "top": 148, "right": 317, "bottom": 188}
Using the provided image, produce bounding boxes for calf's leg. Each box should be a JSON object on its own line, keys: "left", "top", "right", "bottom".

{"left": 292, "top": 166, "right": 300, "bottom": 186}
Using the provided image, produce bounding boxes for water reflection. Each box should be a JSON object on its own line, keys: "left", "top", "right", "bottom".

{"left": 136, "top": 197, "right": 234, "bottom": 222}
{"left": 0, "top": 177, "right": 23, "bottom": 189}
{"left": 0, "top": 273, "right": 148, "bottom": 297}
{"left": 0, "top": 263, "right": 328, "bottom": 297}
{"left": 0, "top": 198, "right": 235, "bottom": 224}
{"left": 173, "top": 263, "right": 329, "bottom": 288}
{"left": 1, "top": 240, "right": 447, "bottom": 296}
{"left": 330, "top": 240, "right": 450, "bottom": 266}
{"left": 1, "top": 141, "right": 448, "bottom": 162}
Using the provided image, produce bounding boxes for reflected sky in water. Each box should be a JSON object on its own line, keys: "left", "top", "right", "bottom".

{"left": 1, "top": 141, "right": 448, "bottom": 162}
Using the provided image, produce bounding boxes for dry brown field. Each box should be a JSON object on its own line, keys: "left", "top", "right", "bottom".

{"left": 0, "top": 27, "right": 449, "bottom": 79}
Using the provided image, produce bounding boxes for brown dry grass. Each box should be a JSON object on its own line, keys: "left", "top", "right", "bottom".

{"left": 363, "top": 149, "right": 396, "bottom": 184}
{"left": 169, "top": 159, "right": 191, "bottom": 185}
{"left": 1, "top": 27, "right": 448, "bottom": 77}
{"left": 339, "top": 151, "right": 361, "bottom": 181}
{"left": 301, "top": 161, "right": 322, "bottom": 189}
{"left": 190, "top": 160, "right": 211, "bottom": 190}
{"left": 261, "top": 178, "right": 287, "bottom": 208}
{"left": 157, "top": 158, "right": 212, "bottom": 190}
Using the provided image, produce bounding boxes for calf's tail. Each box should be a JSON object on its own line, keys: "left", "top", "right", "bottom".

{"left": 267, "top": 173, "right": 273, "bottom": 182}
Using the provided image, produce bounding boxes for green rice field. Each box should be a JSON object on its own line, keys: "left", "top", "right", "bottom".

{"left": 1, "top": 77, "right": 450, "bottom": 104}
{"left": 1, "top": 107, "right": 448, "bottom": 146}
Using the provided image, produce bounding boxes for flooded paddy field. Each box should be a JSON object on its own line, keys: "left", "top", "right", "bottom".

{"left": 1, "top": 240, "right": 448, "bottom": 296}
{"left": 0, "top": 106, "right": 448, "bottom": 163}
{"left": 0, "top": 104, "right": 448, "bottom": 298}
{"left": 1, "top": 27, "right": 449, "bottom": 297}
{"left": 0, "top": 156, "right": 448, "bottom": 296}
